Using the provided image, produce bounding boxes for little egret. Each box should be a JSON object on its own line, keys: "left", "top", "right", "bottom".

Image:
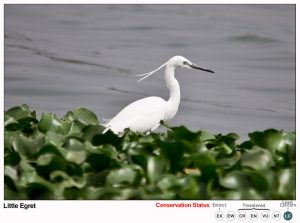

{"left": 103, "top": 55, "right": 214, "bottom": 134}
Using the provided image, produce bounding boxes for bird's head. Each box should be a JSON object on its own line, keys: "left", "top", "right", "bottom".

{"left": 168, "top": 55, "right": 215, "bottom": 73}
{"left": 136, "top": 55, "right": 214, "bottom": 82}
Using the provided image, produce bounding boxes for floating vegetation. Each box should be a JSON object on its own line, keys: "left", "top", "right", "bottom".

{"left": 4, "top": 104, "right": 295, "bottom": 200}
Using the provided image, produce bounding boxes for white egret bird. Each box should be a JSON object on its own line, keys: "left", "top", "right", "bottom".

{"left": 103, "top": 55, "right": 214, "bottom": 134}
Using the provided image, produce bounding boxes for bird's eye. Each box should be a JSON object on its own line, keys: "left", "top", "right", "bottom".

{"left": 183, "top": 61, "right": 188, "bottom": 65}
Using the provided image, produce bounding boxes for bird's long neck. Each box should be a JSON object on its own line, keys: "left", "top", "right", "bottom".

{"left": 164, "top": 65, "right": 180, "bottom": 120}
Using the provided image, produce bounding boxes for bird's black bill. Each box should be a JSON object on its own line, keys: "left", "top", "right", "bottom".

{"left": 189, "top": 64, "right": 215, "bottom": 73}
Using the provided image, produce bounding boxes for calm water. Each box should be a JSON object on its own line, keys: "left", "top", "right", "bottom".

{"left": 4, "top": 5, "right": 295, "bottom": 139}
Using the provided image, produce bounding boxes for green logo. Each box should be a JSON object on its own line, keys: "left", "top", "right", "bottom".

{"left": 283, "top": 211, "right": 293, "bottom": 221}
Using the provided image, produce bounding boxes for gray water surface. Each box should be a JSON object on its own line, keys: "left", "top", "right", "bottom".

{"left": 4, "top": 5, "right": 295, "bottom": 139}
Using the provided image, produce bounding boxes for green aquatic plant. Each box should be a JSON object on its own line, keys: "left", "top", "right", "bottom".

{"left": 4, "top": 104, "right": 295, "bottom": 200}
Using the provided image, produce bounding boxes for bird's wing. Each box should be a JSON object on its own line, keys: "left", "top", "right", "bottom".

{"left": 106, "top": 96, "right": 166, "bottom": 133}
{"left": 108, "top": 96, "right": 165, "bottom": 125}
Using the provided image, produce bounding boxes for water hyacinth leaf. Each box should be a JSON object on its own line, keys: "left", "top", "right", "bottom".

{"left": 19, "top": 159, "right": 36, "bottom": 173}
{"left": 66, "top": 151, "right": 86, "bottom": 164}
{"left": 36, "top": 144, "right": 64, "bottom": 158}
{"left": 63, "top": 137, "right": 84, "bottom": 151}
{"left": 106, "top": 166, "right": 140, "bottom": 187}
{"left": 66, "top": 120, "right": 86, "bottom": 137}
{"left": 191, "top": 153, "right": 216, "bottom": 169}
{"left": 63, "top": 111, "right": 75, "bottom": 122}
{"left": 248, "top": 129, "right": 295, "bottom": 161}
{"left": 219, "top": 171, "right": 251, "bottom": 189}
{"left": 4, "top": 131, "right": 18, "bottom": 150}
{"left": 85, "top": 171, "right": 109, "bottom": 187}
{"left": 12, "top": 133, "right": 45, "bottom": 157}
{"left": 178, "top": 176, "right": 200, "bottom": 199}
{"left": 248, "top": 170, "right": 272, "bottom": 191}
{"left": 157, "top": 175, "right": 181, "bottom": 191}
{"left": 168, "top": 125, "right": 199, "bottom": 141}
{"left": 60, "top": 120, "right": 72, "bottom": 135}
{"left": 281, "top": 132, "right": 296, "bottom": 162}
{"left": 86, "top": 153, "right": 112, "bottom": 172}
{"left": 25, "top": 182, "right": 53, "bottom": 199}
{"left": 18, "top": 117, "right": 39, "bottom": 133}
{"left": 92, "top": 131, "right": 121, "bottom": 147}
{"left": 159, "top": 141, "right": 184, "bottom": 172}
{"left": 38, "top": 113, "right": 62, "bottom": 133}
{"left": 4, "top": 150, "right": 21, "bottom": 166}
{"left": 147, "top": 156, "right": 166, "bottom": 184}
{"left": 81, "top": 125, "right": 103, "bottom": 142}
{"left": 65, "top": 162, "right": 83, "bottom": 176}
{"left": 4, "top": 114, "right": 17, "bottom": 127}
{"left": 45, "top": 131, "right": 64, "bottom": 147}
{"left": 214, "top": 188, "right": 262, "bottom": 200}
{"left": 211, "top": 134, "right": 236, "bottom": 154}
{"left": 4, "top": 175, "right": 18, "bottom": 193}
{"left": 63, "top": 187, "right": 85, "bottom": 199}
{"left": 241, "top": 146, "right": 274, "bottom": 170}
{"left": 197, "top": 130, "right": 216, "bottom": 141}
{"left": 217, "top": 151, "right": 241, "bottom": 169}
{"left": 36, "top": 154, "right": 66, "bottom": 179}
{"left": 5, "top": 104, "right": 33, "bottom": 121}
{"left": 277, "top": 168, "right": 296, "bottom": 199}
{"left": 66, "top": 108, "right": 99, "bottom": 125}
{"left": 5, "top": 166, "right": 18, "bottom": 181}
{"left": 5, "top": 123, "right": 22, "bottom": 131}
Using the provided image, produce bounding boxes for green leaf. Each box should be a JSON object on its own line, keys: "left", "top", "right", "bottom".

{"left": 5, "top": 123, "right": 22, "bottom": 131}
{"left": 36, "top": 154, "right": 66, "bottom": 179}
{"left": 241, "top": 146, "right": 274, "bottom": 170}
{"left": 147, "top": 156, "right": 166, "bottom": 184}
{"left": 248, "top": 129, "right": 295, "bottom": 163}
{"left": 157, "top": 175, "right": 180, "bottom": 191}
{"left": 4, "top": 131, "right": 19, "bottom": 150}
{"left": 18, "top": 117, "right": 39, "bottom": 133}
{"left": 86, "top": 153, "right": 111, "bottom": 172}
{"left": 198, "top": 130, "right": 216, "bottom": 141}
{"left": 160, "top": 141, "right": 184, "bottom": 172}
{"left": 66, "top": 150, "right": 86, "bottom": 164}
{"left": 106, "top": 166, "right": 141, "bottom": 187}
{"left": 247, "top": 170, "right": 275, "bottom": 192}
{"left": 65, "top": 108, "right": 99, "bottom": 125}
{"left": 4, "top": 175, "right": 18, "bottom": 193}
{"left": 92, "top": 131, "right": 121, "bottom": 147}
{"left": 45, "top": 132, "right": 64, "bottom": 147}
{"left": 214, "top": 188, "right": 262, "bottom": 199}
{"left": 277, "top": 168, "right": 296, "bottom": 199}
{"left": 25, "top": 182, "right": 53, "bottom": 199}
{"left": 219, "top": 171, "right": 251, "bottom": 189}
{"left": 4, "top": 150, "right": 21, "bottom": 166}
{"left": 5, "top": 104, "right": 33, "bottom": 120}
{"left": 168, "top": 125, "right": 199, "bottom": 141}
{"left": 38, "top": 113, "right": 62, "bottom": 133}
{"left": 63, "top": 137, "right": 84, "bottom": 151}
{"left": 217, "top": 152, "right": 241, "bottom": 169}
{"left": 63, "top": 187, "right": 85, "bottom": 199}
{"left": 4, "top": 166, "right": 18, "bottom": 181}
{"left": 12, "top": 133, "right": 45, "bottom": 157}
{"left": 177, "top": 176, "right": 200, "bottom": 199}
{"left": 191, "top": 153, "right": 216, "bottom": 169}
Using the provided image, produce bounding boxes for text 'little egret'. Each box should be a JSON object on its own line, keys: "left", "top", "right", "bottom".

{"left": 104, "top": 55, "right": 214, "bottom": 134}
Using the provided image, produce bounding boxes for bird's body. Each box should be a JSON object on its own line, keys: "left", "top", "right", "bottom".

{"left": 104, "top": 55, "right": 214, "bottom": 134}
{"left": 106, "top": 96, "right": 166, "bottom": 133}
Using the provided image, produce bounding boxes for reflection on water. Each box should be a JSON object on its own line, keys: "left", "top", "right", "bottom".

{"left": 4, "top": 5, "right": 295, "bottom": 139}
